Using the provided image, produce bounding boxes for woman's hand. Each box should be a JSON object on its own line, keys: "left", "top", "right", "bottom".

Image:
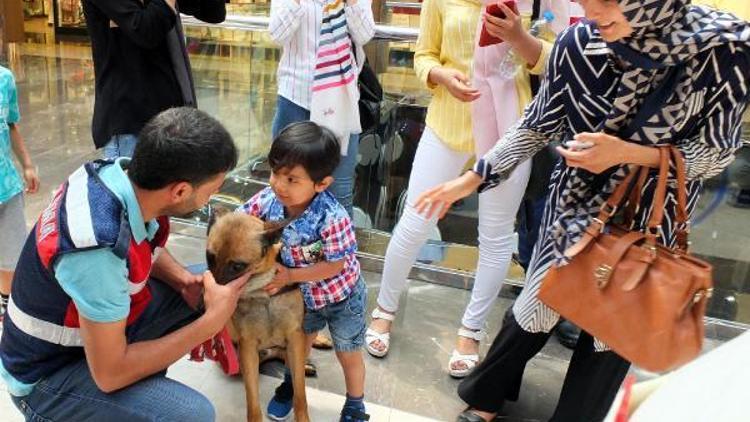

{"left": 556, "top": 132, "right": 661, "bottom": 173}
{"left": 428, "top": 67, "right": 481, "bottom": 102}
{"left": 483, "top": 2, "right": 524, "bottom": 45}
{"left": 414, "top": 171, "right": 483, "bottom": 220}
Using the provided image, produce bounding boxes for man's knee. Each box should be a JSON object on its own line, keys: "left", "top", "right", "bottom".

{"left": 182, "top": 392, "right": 216, "bottom": 422}
{"left": 155, "top": 388, "right": 215, "bottom": 422}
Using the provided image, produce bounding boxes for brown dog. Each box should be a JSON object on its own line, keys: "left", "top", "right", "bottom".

{"left": 206, "top": 210, "right": 309, "bottom": 422}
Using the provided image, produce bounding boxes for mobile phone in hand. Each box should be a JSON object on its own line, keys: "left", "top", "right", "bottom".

{"left": 478, "top": 1, "right": 519, "bottom": 47}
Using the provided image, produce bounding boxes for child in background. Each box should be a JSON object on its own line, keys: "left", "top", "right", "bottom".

{"left": 239, "top": 121, "right": 368, "bottom": 422}
{"left": 0, "top": 65, "right": 40, "bottom": 323}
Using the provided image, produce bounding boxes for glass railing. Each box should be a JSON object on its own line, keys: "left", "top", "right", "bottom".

{"left": 171, "top": 14, "right": 750, "bottom": 332}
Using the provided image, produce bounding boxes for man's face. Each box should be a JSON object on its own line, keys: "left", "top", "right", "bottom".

{"left": 165, "top": 173, "right": 226, "bottom": 216}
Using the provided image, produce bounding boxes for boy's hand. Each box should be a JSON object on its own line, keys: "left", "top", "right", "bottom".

{"left": 23, "top": 165, "right": 39, "bottom": 194}
{"left": 264, "top": 263, "right": 292, "bottom": 295}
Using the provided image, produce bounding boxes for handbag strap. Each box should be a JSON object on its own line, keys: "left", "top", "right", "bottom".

{"left": 670, "top": 146, "right": 690, "bottom": 252}
{"left": 567, "top": 147, "right": 691, "bottom": 259}
{"left": 644, "top": 148, "right": 671, "bottom": 241}
{"left": 622, "top": 166, "right": 649, "bottom": 226}
{"left": 564, "top": 168, "right": 642, "bottom": 258}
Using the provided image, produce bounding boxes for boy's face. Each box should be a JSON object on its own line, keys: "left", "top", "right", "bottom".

{"left": 270, "top": 165, "right": 332, "bottom": 212}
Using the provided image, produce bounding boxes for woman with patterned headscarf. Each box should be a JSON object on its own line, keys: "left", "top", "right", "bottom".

{"left": 414, "top": 0, "right": 750, "bottom": 421}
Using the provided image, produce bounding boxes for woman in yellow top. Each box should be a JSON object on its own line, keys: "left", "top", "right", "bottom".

{"left": 365, "top": 0, "right": 570, "bottom": 378}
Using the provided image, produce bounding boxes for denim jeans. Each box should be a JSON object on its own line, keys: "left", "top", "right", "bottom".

{"left": 271, "top": 95, "right": 359, "bottom": 217}
{"left": 730, "top": 145, "right": 750, "bottom": 190}
{"left": 516, "top": 194, "right": 548, "bottom": 272}
{"left": 103, "top": 134, "right": 138, "bottom": 159}
{"left": 302, "top": 277, "right": 367, "bottom": 352}
{"left": 9, "top": 279, "right": 213, "bottom": 422}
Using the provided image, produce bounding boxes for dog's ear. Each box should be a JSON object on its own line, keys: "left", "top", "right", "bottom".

{"left": 207, "top": 204, "right": 231, "bottom": 236}
{"left": 261, "top": 219, "right": 288, "bottom": 246}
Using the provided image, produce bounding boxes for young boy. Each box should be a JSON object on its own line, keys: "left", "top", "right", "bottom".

{"left": 0, "top": 65, "right": 39, "bottom": 324}
{"left": 239, "top": 121, "right": 368, "bottom": 422}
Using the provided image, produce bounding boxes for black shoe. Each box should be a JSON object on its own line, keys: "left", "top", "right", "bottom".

{"left": 728, "top": 188, "right": 750, "bottom": 208}
{"left": 554, "top": 320, "right": 581, "bottom": 350}
{"left": 456, "top": 409, "right": 493, "bottom": 422}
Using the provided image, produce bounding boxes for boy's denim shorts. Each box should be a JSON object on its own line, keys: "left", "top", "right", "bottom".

{"left": 302, "top": 277, "right": 367, "bottom": 352}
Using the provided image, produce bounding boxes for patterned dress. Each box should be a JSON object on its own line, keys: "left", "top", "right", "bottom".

{"left": 472, "top": 3, "right": 750, "bottom": 347}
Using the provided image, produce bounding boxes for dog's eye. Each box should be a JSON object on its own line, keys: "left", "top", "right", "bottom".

{"left": 229, "top": 261, "right": 248, "bottom": 274}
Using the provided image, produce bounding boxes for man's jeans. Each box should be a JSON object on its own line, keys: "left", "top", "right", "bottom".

{"left": 9, "top": 279, "right": 213, "bottom": 422}
{"left": 516, "top": 194, "right": 547, "bottom": 272}
{"left": 103, "top": 134, "right": 138, "bottom": 159}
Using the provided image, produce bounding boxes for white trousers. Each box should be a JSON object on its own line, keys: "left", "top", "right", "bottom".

{"left": 376, "top": 127, "right": 531, "bottom": 330}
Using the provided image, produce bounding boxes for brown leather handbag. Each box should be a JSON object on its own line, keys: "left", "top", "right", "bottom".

{"left": 539, "top": 147, "right": 713, "bottom": 372}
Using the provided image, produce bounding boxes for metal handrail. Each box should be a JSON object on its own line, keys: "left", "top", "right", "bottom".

{"left": 385, "top": 1, "right": 422, "bottom": 10}
{"left": 181, "top": 14, "right": 420, "bottom": 41}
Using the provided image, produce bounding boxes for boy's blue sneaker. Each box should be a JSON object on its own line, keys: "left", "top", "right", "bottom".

{"left": 340, "top": 395, "right": 369, "bottom": 422}
{"left": 267, "top": 374, "right": 294, "bottom": 421}
{"left": 340, "top": 408, "right": 370, "bottom": 422}
{"left": 266, "top": 396, "right": 293, "bottom": 421}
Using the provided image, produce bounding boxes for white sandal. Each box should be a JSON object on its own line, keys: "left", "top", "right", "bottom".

{"left": 448, "top": 328, "right": 484, "bottom": 378}
{"left": 365, "top": 308, "right": 395, "bottom": 358}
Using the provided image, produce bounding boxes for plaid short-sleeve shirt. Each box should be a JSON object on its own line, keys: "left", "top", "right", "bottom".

{"left": 239, "top": 187, "right": 360, "bottom": 310}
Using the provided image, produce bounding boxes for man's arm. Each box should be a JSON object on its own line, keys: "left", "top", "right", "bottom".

{"left": 150, "top": 249, "right": 204, "bottom": 309}
{"left": 151, "top": 249, "right": 195, "bottom": 290}
{"left": 90, "top": 0, "right": 178, "bottom": 49}
{"left": 177, "top": 0, "right": 226, "bottom": 24}
{"left": 80, "top": 271, "right": 246, "bottom": 393}
{"left": 80, "top": 311, "right": 212, "bottom": 392}
{"left": 55, "top": 248, "right": 248, "bottom": 392}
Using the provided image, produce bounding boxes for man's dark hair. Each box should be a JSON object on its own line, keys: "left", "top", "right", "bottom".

{"left": 269, "top": 121, "right": 340, "bottom": 182}
{"left": 129, "top": 107, "right": 238, "bottom": 190}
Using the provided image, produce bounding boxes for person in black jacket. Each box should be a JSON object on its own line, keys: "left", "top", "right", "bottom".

{"left": 82, "top": 0, "right": 226, "bottom": 158}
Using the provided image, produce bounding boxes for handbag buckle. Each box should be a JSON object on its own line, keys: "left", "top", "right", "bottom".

{"left": 595, "top": 264, "right": 613, "bottom": 288}
{"left": 592, "top": 218, "right": 606, "bottom": 233}
{"left": 693, "top": 288, "right": 714, "bottom": 304}
{"left": 601, "top": 203, "right": 618, "bottom": 217}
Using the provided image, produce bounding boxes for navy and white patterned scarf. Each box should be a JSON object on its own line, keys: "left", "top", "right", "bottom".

{"left": 550, "top": 0, "right": 750, "bottom": 262}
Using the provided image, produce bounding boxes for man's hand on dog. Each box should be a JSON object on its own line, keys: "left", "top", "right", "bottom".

{"left": 201, "top": 270, "right": 251, "bottom": 332}
{"left": 180, "top": 272, "right": 205, "bottom": 310}
{"left": 264, "top": 263, "right": 293, "bottom": 296}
